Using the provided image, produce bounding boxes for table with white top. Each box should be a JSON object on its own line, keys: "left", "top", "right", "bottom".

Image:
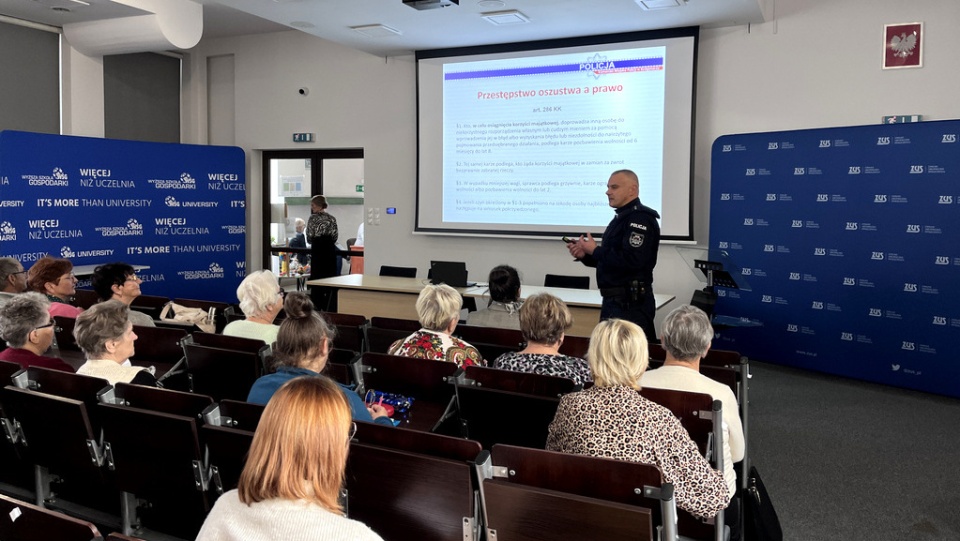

{"left": 306, "top": 274, "right": 674, "bottom": 337}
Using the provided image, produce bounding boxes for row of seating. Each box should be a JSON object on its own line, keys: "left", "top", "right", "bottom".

{"left": 0, "top": 359, "right": 725, "bottom": 540}
{"left": 0, "top": 492, "right": 144, "bottom": 541}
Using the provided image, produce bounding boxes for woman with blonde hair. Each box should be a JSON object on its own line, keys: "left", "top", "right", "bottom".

{"left": 197, "top": 376, "right": 384, "bottom": 540}
{"left": 388, "top": 283, "right": 484, "bottom": 368}
{"left": 493, "top": 292, "right": 591, "bottom": 386}
{"left": 546, "top": 318, "right": 729, "bottom": 520}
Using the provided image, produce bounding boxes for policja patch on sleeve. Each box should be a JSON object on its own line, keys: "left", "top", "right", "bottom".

{"left": 629, "top": 232, "right": 645, "bottom": 247}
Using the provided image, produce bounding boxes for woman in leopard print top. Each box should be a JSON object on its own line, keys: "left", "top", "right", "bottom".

{"left": 546, "top": 318, "right": 729, "bottom": 519}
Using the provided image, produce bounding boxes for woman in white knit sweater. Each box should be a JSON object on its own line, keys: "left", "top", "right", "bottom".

{"left": 196, "top": 377, "right": 384, "bottom": 541}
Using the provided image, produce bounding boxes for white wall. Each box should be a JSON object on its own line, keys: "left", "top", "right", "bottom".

{"left": 174, "top": 0, "right": 960, "bottom": 332}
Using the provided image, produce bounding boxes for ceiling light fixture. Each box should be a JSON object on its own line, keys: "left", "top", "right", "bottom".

{"left": 289, "top": 20, "right": 316, "bottom": 29}
{"left": 481, "top": 9, "right": 529, "bottom": 25}
{"left": 635, "top": 0, "right": 687, "bottom": 10}
{"left": 350, "top": 24, "right": 403, "bottom": 38}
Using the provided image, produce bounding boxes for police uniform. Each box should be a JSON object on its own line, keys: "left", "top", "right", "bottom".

{"left": 578, "top": 197, "right": 660, "bottom": 341}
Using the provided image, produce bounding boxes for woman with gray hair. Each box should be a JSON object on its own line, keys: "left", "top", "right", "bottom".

{"left": 546, "top": 318, "right": 729, "bottom": 519}
{"left": 388, "top": 284, "right": 484, "bottom": 368}
{"left": 640, "top": 304, "right": 744, "bottom": 504}
{"left": 74, "top": 300, "right": 157, "bottom": 386}
{"left": 0, "top": 292, "right": 74, "bottom": 372}
{"left": 223, "top": 270, "right": 284, "bottom": 346}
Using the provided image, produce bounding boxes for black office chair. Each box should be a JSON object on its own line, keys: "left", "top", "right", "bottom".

{"left": 544, "top": 274, "right": 590, "bottom": 290}
{"left": 380, "top": 265, "right": 417, "bottom": 278}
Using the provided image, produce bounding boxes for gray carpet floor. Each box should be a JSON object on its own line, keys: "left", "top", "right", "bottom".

{"left": 748, "top": 362, "right": 960, "bottom": 540}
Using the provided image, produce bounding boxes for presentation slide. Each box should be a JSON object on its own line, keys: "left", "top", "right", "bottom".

{"left": 416, "top": 29, "right": 697, "bottom": 240}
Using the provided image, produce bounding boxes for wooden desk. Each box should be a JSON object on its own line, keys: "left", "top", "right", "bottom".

{"left": 306, "top": 275, "right": 674, "bottom": 338}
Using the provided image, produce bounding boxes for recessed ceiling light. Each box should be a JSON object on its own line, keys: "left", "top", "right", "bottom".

{"left": 635, "top": 0, "right": 686, "bottom": 10}
{"left": 290, "top": 20, "right": 315, "bottom": 29}
{"left": 350, "top": 24, "right": 403, "bottom": 38}
{"left": 477, "top": 0, "right": 505, "bottom": 8}
{"left": 481, "top": 9, "right": 529, "bottom": 25}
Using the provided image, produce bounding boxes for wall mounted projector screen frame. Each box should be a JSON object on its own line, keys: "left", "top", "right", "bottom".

{"left": 415, "top": 26, "right": 698, "bottom": 241}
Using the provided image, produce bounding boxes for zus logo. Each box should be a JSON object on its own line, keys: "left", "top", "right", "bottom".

{"left": 814, "top": 248, "right": 826, "bottom": 256}
{"left": 761, "top": 295, "right": 772, "bottom": 303}
{"left": 868, "top": 308, "right": 882, "bottom": 317}
{"left": 909, "top": 165, "right": 924, "bottom": 174}
{"left": 789, "top": 273, "right": 801, "bottom": 280}
{"left": 720, "top": 193, "right": 731, "bottom": 200}
{"left": 871, "top": 252, "right": 884, "bottom": 260}
{"left": 874, "top": 195, "right": 887, "bottom": 203}
{"left": 819, "top": 140, "right": 831, "bottom": 148}
{"left": 722, "top": 144, "right": 732, "bottom": 151}
{"left": 786, "top": 324, "right": 798, "bottom": 332}
{"left": 791, "top": 220, "right": 803, "bottom": 228}
{"left": 741, "top": 268, "right": 752, "bottom": 275}
{"left": 877, "top": 137, "right": 890, "bottom": 145}
{"left": 848, "top": 166, "right": 861, "bottom": 174}
{"left": 938, "top": 196, "right": 953, "bottom": 204}
{"left": 840, "top": 332, "right": 853, "bottom": 341}
{"left": 906, "top": 224, "right": 920, "bottom": 233}
{"left": 768, "top": 142, "right": 779, "bottom": 150}
{"left": 845, "top": 222, "right": 858, "bottom": 230}
{"left": 811, "top": 301, "right": 824, "bottom": 309}
{"left": 942, "top": 134, "right": 957, "bottom": 143}
{"left": 816, "top": 194, "right": 829, "bottom": 202}
{"left": 718, "top": 241, "right": 729, "bottom": 249}
{"left": 763, "top": 245, "right": 774, "bottom": 252}
{"left": 793, "top": 167, "right": 805, "bottom": 175}
{"left": 933, "top": 316, "right": 947, "bottom": 325}
{"left": 746, "top": 168, "right": 756, "bottom": 176}
{"left": 934, "top": 256, "right": 950, "bottom": 265}
{"left": 743, "top": 218, "right": 754, "bottom": 225}
{"left": 901, "top": 342, "right": 915, "bottom": 351}
{"left": 766, "top": 193, "right": 777, "bottom": 201}
{"left": 842, "top": 277, "right": 856, "bottom": 285}
{"left": 903, "top": 283, "right": 918, "bottom": 292}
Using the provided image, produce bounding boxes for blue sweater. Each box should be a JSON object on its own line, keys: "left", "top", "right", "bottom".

{"left": 247, "top": 366, "right": 393, "bottom": 426}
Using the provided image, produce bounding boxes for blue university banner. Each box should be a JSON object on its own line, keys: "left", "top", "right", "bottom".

{"left": 710, "top": 120, "right": 960, "bottom": 398}
{"left": 0, "top": 131, "right": 246, "bottom": 303}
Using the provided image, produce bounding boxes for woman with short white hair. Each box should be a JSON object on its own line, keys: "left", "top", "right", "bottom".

{"left": 388, "top": 284, "right": 484, "bottom": 367}
{"left": 546, "top": 318, "right": 729, "bottom": 519}
{"left": 223, "top": 270, "right": 284, "bottom": 346}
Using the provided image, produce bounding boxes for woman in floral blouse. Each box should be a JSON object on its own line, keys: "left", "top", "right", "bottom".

{"left": 388, "top": 284, "right": 484, "bottom": 368}
{"left": 546, "top": 318, "right": 729, "bottom": 520}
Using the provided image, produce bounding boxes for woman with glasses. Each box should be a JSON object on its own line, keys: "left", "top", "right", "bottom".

{"left": 197, "top": 376, "right": 384, "bottom": 541}
{"left": 247, "top": 292, "right": 392, "bottom": 426}
{"left": 26, "top": 256, "right": 83, "bottom": 318}
{"left": 0, "top": 292, "right": 74, "bottom": 372}
{"left": 91, "top": 262, "right": 155, "bottom": 327}
{"left": 223, "top": 270, "right": 284, "bottom": 346}
{"left": 74, "top": 300, "right": 157, "bottom": 387}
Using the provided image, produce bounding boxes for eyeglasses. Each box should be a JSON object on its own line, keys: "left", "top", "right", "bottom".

{"left": 348, "top": 422, "right": 357, "bottom": 441}
{"left": 277, "top": 287, "right": 286, "bottom": 298}
{"left": 11, "top": 270, "right": 27, "bottom": 276}
{"left": 58, "top": 273, "right": 77, "bottom": 283}
{"left": 34, "top": 321, "right": 61, "bottom": 333}
{"left": 125, "top": 275, "right": 141, "bottom": 283}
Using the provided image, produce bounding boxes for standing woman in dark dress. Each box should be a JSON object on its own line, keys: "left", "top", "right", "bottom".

{"left": 306, "top": 195, "right": 339, "bottom": 308}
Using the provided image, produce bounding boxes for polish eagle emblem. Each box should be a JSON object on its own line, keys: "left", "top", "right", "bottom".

{"left": 889, "top": 32, "right": 917, "bottom": 58}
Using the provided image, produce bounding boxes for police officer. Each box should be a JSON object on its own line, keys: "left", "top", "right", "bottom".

{"left": 567, "top": 169, "right": 660, "bottom": 341}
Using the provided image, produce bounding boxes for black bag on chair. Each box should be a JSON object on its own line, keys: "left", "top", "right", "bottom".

{"left": 744, "top": 466, "right": 783, "bottom": 541}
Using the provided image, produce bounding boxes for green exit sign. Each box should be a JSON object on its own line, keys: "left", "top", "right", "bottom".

{"left": 356, "top": 185, "right": 364, "bottom": 193}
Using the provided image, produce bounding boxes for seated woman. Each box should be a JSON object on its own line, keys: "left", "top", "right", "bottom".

{"left": 223, "top": 270, "right": 283, "bottom": 346}
{"left": 247, "top": 292, "right": 392, "bottom": 426}
{"left": 197, "top": 377, "right": 384, "bottom": 541}
{"left": 493, "top": 293, "right": 591, "bottom": 386}
{"left": 0, "top": 292, "right": 74, "bottom": 372}
{"left": 74, "top": 300, "right": 158, "bottom": 386}
{"left": 546, "top": 318, "right": 729, "bottom": 519}
{"left": 388, "top": 284, "right": 484, "bottom": 368}
{"left": 26, "top": 256, "right": 83, "bottom": 318}
{"left": 91, "top": 262, "right": 155, "bottom": 327}
{"left": 467, "top": 265, "right": 523, "bottom": 330}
